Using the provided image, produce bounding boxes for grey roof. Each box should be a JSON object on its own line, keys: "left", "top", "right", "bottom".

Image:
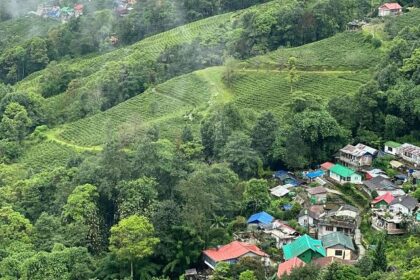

{"left": 307, "top": 186, "right": 328, "bottom": 195}
{"left": 321, "top": 232, "right": 355, "bottom": 251}
{"left": 390, "top": 195, "right": 418, "bottom": 210}
{"left": 363, "top": 176, "right": 396, "bottom": 191}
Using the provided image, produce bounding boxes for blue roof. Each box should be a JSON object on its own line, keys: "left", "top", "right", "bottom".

{"left": 247, "top": 211, "right": 274, "bottom": 225}
{"left": 274, "top": 170, "right": 300, "bottom": 186}
{"left": 306, "top": 170, "right": 324, "bottom": 179}
{"left": 283, "top": 204, "right": 293, "bottom": 211}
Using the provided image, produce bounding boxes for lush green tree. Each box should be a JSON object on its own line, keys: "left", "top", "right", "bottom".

{"left": 0, "top": 207, "right": 33, "bottom": 251}
{"left": 109, "top": 215, "right": 159, "bottom": 280}
{"left": 212, "top": 262, "right": 232, "bottom": 280}
{"left": 372, "top": 235, "right": 388, "bottom": 272}
{"left": 223, "top": 132, "right": 262, "bottom": 179}
{"left": 177, "top": 163, "right": 239, "bottom": 235}
{"left": 21, "top": 245, "right": 94, "bottom": 280}
{"left": 161, "top": 226, "right": 204, "bottom": 277}
{"left": 251, "top": 111, "right": 279, "bottom": 164}
{"left": 201, "top": 103, "right": 244, "bottom": 158}
{"left": 282, "top": 264, "right": 320, "bottom": 280}
{"left": 321, "top": 262, "right": 362, "bottom": 280}
{"left": 116, "top": 177, "right": 158, "bottom": 219}
{"left": 239, "top": 270, "right": 257, "bottom": 280}
{"left": 33, "top": 212, "right": 62, "bottom": 251}
{"left": 287, "top": 56, "right": 300, "bottom": 93}
{"left": 243, "top": 179, "right": 270, "bottom": 214}
{"left": 356, "top": 255, "right": 374, "bottom": 277}
{"left": 231, "top": 257, "right": 266, "bottom": 280}
{"left": 62, "top": 184, "right": 103, "bottom": 253}
{"left": 0, "top": 102, "right": 32, "bottom": 141}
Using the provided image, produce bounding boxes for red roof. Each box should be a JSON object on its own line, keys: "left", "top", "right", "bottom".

{"left": 321, "top": 162, "right": 335, "bottom": 170}
{"left": 277, "top": 257, "right": 305, "bottom": 279}
{"left": 380, "top": 3, "right": 402, "bottom": 10}
{"left": 372, "top": 192, "right": 395, "bottom": 204}
{"left": 74, "top": 4, "right": 84, "bottom": 10}
{"left": 203, "top": 241, "right": 268, "bottom": 262}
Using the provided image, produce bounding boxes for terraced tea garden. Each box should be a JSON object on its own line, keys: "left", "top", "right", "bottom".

{"left": 231, "top": 70, "right": 371, "bottom": 117}
{"left": 246, "top": 32, "right": 383, "bottom": 70}
{"left": 56, "top": 71, "right": 215, "bottom": 146}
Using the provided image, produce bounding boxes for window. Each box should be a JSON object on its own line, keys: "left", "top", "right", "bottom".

{"left": 388, "top": 147, "right": 393, "bottom": 152}
{"left": 326, "top": 226, "right": 334, "bottom": 231}
{"left": 335, "top": 250, "right": 343, "bottom": 256}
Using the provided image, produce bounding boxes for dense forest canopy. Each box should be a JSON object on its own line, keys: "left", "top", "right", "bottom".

{"left": 0, "top": 0, "right": 419, "bottom": 279}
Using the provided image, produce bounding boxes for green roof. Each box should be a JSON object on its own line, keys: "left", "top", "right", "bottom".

{"left": 385, "top": 141, "right": 402, "bottom": 148}
{"left": 283, "top": 234, "right": 326, "bottom": 260}
{"left": 320, "top": 232, "right": 355, "bottom": 251}
{"left": 330, "top": 164, "right": 355, "bottom": 177}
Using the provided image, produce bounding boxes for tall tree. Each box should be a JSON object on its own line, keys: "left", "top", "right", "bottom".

{"left": 223, "top": 132, "right": 262, "bottom": 179}
{"left": 287, "top": 56, "right": 300, "bottom": 93}
{"left": 62, "top": 184, "right": 103, "bottom": 253}
{"left": 251, "top": 111, "right": 279, "bottom": 164}
{"left": 116, "top": 177, "right": 158, "bottom": 219}
{"left": 372, "top": 236, "right": 388, "bottom": 272}
{"left": 0, "top": 102, "right": 32, "bottom": 142}
{"left": 242, "top": 179, "right": 270, "bottom": 214}
{"left": 109, "top": 215, "right": 159, "bottom": 280}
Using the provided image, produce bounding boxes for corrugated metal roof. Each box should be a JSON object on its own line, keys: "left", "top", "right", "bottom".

{"left": 247, "top": 211, "right": 274, "bottom": 225}
{"left": 330, "top": 164, "right": 355, "bottom": 177}
{"left": 321, "top": 232, "right": 355, "bottom": 251}
{"left": 283, "top": 234, "right": 326, "bottom": 261}
{"left": 203, "top": 241, "right": 268, "bottom": 262}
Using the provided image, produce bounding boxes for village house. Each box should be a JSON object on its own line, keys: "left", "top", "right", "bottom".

{"left": 283, "top": 234, "right": 326, "bottom": 263}
{"left": 247, "top": 212, "right": 274, "bottom": 226}
{"left": 298, "top": 205, "right": 325, "bottom": 228}
{"left": 202, "top": 241, "right": 270, "bottom": 270}
{"left": 317, "top": 205, "right": 359, "bottom": 237}
{"left": 270, "top": 185, "right": 290, "bottom": 198}
{"left": 365, "top": 168, "right": 389, "bottom": 180}
{"left": 274, "top": 170, "right": 300, "bottom": 186}
{"left": 321, "top": 232, "right": 356, "bottom": 260}
{"left": 263, "top": 220, "right": 299, "bottom": 249}
{"left": 384, "top": 141, "right": 402, "bottom": 156}
{"left": 320, "top": 162, "right": 335, "bottom": 177}
{"left": 363, "top": 176, "right": 405, "bottom": 197}
{"left": 378, "top": 3, "right": 403, "bottom": 17}
{"left": 371, "top": 192, "right": 395, "bottom": 209}
{"left": 398, "top": 143, "right": 420, "bottom": 166}
{"left": 329, "top": 164, "right": 362, "bottom": 184}
{"left": 390, "top": 160, "right": 404, "bottom": 170}
{"left": 389, "top": 195, "right": 418, "bottom": 215}
{"left": 277, "top": 257, "right": 305, "bottom": 279}
{"left": 413, "top": 171, "right": 420, "bottom": 185}
{"left": 337, "top": 143, "right": 378, "bottom": 170}
{"left": 371, "top": 209, "right": 407, "bottom": 235}
{"left": 307, "top": 186, "right": 328, "bottom": 204}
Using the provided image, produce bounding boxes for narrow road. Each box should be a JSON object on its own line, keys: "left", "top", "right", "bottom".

{"left": 354, "top": 228, "right": 366, "bottom": 260}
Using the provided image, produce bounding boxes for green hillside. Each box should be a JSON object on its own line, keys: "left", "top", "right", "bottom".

{"left": 245, "top": 32, "right": 383, "bottom": 70}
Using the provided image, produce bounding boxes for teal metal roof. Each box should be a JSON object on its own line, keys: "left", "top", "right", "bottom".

{"left": 283, "top": 234, "right": 326, "bottom": 260}
{"left": 330, "top": 164, "right": 355, "bottom": 177}
{"left": 320, "top": 232, "right": 355, "bottom": 251}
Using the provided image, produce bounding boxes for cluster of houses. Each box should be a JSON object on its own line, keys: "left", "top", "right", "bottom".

{"left": 30, "top": 1, "right": 84, "bottom": 21}
{"left": 191, "top": 141, "right": 419, "bottom": 279}
{"left": 201, "top": 211, "right": 358, "bottom": 279}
